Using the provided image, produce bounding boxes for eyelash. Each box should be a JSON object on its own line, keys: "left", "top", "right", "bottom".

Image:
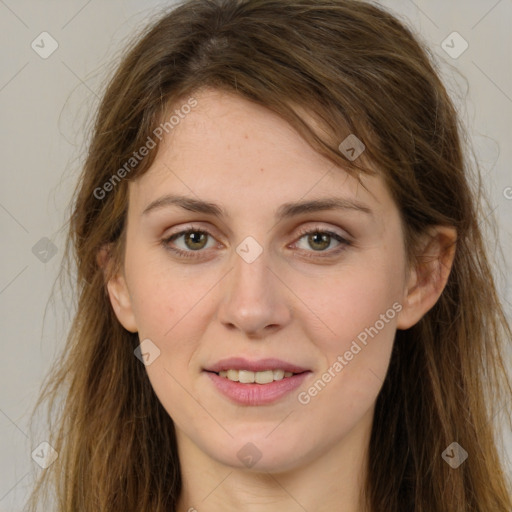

{"left": 161, "top": 224, "right": 351, "bottom": 261}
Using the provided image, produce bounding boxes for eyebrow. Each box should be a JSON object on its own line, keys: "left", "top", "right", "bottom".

{"left": 141, "top": 194, "right": 373, "bottom": 220}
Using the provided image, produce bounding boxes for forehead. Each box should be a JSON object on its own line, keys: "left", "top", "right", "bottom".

{"left": 128, "top": 89, "right": 391, "bottom": 217}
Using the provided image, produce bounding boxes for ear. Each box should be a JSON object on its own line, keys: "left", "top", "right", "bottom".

{"left": 396, "top": 226, "right": 457, "bottom": 330}
{"left": 97, "top": 245, "right": 138, "bottom": 333}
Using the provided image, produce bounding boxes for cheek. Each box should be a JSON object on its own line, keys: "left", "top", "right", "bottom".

{"left": 129, "top": 276, "right": 176, "bottom": 339}
{"left": 294, "top": 280, "right": 398, "bottom": 438}
{"left": 297, "top": 258, "right": 403, "bottom": 350}
{"left": 293, "top": 255, "right": 403, "bottom": 406}
{"left": 125, "top": 245, "right": 208, "bottom": 339}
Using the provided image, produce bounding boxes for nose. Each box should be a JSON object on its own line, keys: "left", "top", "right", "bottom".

{"left": 216, "top": 246, "right": 292, "bottom": 338}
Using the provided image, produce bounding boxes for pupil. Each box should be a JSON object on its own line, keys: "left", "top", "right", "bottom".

{"left": 309, "top": 233, "right": 329, "bottom": 250}
{"left": 186, "top": 232, "right": 206, "bottom": 249}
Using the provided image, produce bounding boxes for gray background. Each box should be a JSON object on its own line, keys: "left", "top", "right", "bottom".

{"left": 0, "top": 0, "right": 511, "bottom": 509}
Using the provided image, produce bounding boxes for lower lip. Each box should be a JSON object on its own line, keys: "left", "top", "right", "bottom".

{"left": 205, "top": 371, "right": 311, "bottom": 405}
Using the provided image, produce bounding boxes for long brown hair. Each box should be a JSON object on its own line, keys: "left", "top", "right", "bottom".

{"left": 25, "top": 0, "right": 512, "bottom": 510}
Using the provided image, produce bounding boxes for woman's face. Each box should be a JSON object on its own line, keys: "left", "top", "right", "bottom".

{"left": 110, "top": 88, "right": 413, "bottom": 473}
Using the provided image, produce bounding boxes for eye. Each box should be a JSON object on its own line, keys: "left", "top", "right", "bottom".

{"left": 292, "top": 226, "right": 350, "bottom": 258}
{"left": 162, "top": 226, "right": 218, "bottom": 259}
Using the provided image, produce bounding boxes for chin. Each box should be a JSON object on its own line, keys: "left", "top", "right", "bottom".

{"left": 203, "top": 434, "right": 312, "bottom": 474}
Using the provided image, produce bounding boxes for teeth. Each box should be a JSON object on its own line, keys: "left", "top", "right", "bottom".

{"left": 273, "top": 369, "right": 285, "bottom": 380}
{"left": 239, "top": 370, "right": 255, "bottom": 383}
{"left": 226, "top": 369, "right": 239, "bottom": 381}
{"left": 255, "top": 370, "right": 273, "bottom": 384}
{"left": 217, "top": 369, "right": 296, "bottom": 383}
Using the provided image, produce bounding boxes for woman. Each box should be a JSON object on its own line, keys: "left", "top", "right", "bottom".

{"left": 26, "top": 0, "right": 512, "bottom": 510}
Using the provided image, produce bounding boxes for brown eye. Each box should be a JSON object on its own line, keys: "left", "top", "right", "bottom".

{"left": 162, "top": 228, "right": 216, "bottom": 259}
{"left": 291, "top": 227, "right": 351, "bottom": 260}
{"left": 306, "top": 232, "right": 332, "bottom": 251}
{"left": 181, "top": 231, "right": 208, "bottom": 250}
{"left": 294, "top": 229, "right": 347, "bottom": 252}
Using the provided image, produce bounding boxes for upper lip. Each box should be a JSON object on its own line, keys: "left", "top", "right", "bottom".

{"left": 204, "top": 357, "right": 310, "bottom": 374}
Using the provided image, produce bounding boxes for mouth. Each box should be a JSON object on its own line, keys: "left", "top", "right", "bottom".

{"left": 208, "top": 368, "right": 302, "bottom": 384}
{"left": 204, "top": 357, "right": 310, "bottom": 380}
{"left": 203, "top": 357, "right": 312, "bottom": 405}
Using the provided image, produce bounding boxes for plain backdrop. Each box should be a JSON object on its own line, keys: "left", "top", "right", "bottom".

{"left": 0, "top": 0, "right": 511, "bottom": 510}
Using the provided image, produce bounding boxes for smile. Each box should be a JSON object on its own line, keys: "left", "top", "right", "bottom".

{"left": 217, "top": 369, "right": 295, "bottom": 384}
{"left": 203, "top": 357, "right": 312, "bottom": 405}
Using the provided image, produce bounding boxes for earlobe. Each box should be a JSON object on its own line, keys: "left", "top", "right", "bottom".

{"left": 396, "top": 226, "right": 456, "bottom": 330}
{"left": 107, "top": 274, "right": 138, "bottom": 333}
{"left": 97, "top": 245, "right": 138, "bottom": 333}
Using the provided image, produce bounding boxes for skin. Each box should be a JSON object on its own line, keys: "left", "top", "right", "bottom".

{"left": 107, "top": 88, "right": 456, "bottom": 512}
